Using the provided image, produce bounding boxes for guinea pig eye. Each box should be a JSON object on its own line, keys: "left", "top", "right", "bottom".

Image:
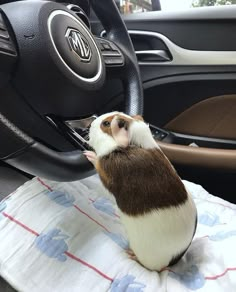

{"left": 102, "top": 121, "right": 110, "bottom": 127}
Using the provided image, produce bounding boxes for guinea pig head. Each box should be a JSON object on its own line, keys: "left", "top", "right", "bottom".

{"left": 88, "top": 112, "right": 135, "bottom": 157}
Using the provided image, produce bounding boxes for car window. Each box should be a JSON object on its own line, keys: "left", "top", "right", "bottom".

{"left": 117, "top": 0, "right": 236, "bottom": 15}
{"left": 116, "top": 0, "right": 160, "bottom": 14}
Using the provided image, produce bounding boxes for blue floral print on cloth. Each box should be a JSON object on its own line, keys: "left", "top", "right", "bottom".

{"left": 170, "top": 265, "right": 205, "bottom": 290}
{"left": 209, "top": 230, "right": 236, "bottom": 241}
{"left": 111, "top": 275, "right": 146, "bottom": 292}
{"left": 45, "top": 190, "right": 75, "bottom": 207}
{"left": 35, "top": 229, "right": 69, "bottom": 262}
{"left": 103, "top": 231, "right": 129, "bottom": 249}
{"left": 198, "top": 212, "right": 221, "bottom": 226}
{"left": 93, "top": 197, "right": 117, "bottom": 217}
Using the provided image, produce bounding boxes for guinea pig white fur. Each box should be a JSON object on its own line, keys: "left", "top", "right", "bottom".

{"left": 85, "top": 112, "right": 197, "bottom": 271}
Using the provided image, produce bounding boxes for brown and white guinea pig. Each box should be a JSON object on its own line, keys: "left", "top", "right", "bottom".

{"left": 84, "top": 112, "right": 197, "bottom": 272}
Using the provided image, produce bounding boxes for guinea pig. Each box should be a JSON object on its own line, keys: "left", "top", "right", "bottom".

{"left": 84, "top": 112, "right": 197, "bottom": 271}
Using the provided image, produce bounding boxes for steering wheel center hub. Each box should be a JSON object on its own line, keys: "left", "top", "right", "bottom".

{"left": 66, "top": 29, "right": 92, "bottom": 63}
{"left": 0, "top": 1, "right": 106, "bottom": 116}
{"left": 48, "top": 10, "right": 102, "bottom": 82}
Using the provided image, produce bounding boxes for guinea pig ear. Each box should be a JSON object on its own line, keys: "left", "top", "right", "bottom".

{"left": 132, "top": 115, "right": 144, "bottom": 121}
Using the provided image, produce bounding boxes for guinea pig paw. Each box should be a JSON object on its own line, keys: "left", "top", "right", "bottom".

{"left": 126, "top": 249, "right": 138, "bottom": 261}
{"left": 83, "top": 151, "right": 97, "bottom": 165}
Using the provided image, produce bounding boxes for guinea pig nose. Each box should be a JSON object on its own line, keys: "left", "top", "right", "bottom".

{"left": 118, "top": 119, "right": 126, "bottom": 128}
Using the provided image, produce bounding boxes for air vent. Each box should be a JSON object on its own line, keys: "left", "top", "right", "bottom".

{"left": 67, "top": 4, "right": 90, "bottom": 29}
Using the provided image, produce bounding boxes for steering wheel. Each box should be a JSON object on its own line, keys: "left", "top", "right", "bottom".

{"left": 0, "top": 0, "right": 143, "bottom": 181}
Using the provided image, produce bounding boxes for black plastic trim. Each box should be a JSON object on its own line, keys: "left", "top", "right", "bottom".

{"left": 171, "top": 131, "right": 236, "bottom": 150}
{"left": 150, "top": 124, "right": 236, "bottom": 150}
{"left": 142, "top": 72, "right": 236, "bottom": 89}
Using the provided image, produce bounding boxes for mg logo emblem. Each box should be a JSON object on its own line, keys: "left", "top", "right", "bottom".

{"left": 65, "top": 29, "right": 92, "bottom": 62}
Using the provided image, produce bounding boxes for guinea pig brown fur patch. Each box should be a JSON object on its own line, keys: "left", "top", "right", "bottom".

{"left": 96, "top": 146, "right": 188, "bottom": 216}
{"left": 132, "top": 115, "right": 144, "bottom": 121}
{"left": 100, "top": 115, "right": 115, "bottom": 137}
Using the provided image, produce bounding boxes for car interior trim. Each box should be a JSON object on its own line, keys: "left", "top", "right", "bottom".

{"left": 142, "top": 73, "right": 236, "bottom": 90}
{"left": 127, "top": 30, "right": 236, "bottom": 66}
{"left": 122, "top": 5, "right": 236, "bottom": 21}
{"left": 158, "top": 140, "right": 236, "bottom": 172}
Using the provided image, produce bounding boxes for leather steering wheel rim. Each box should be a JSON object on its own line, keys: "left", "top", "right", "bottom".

{"left": 91, "top": 0, "right": 143, "bottom": 116}
{"left": 0, "top": 0, "right": 143, "bottom": 181}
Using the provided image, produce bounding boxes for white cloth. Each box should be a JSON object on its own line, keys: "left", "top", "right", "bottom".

{"left": 0, "top": 175, "right": 236, "bottom": 292}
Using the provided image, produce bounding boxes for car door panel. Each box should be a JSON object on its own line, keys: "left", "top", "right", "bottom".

{"left": 120, "top": 7, "right": 236, "bottom": 143}
{"left": 165, "top": 94, "right": 236, "bottom": 140}
{"left": 143, "top": 79, "right": 236, "bottom": 130}
{"left": 91, "top": 5, "right": 236, "bottom": 199}
{"left": 92, "top": 6, "right": 236, "bottom": 141}
{"left": 123, "top": 6, "right": 236, "bottom": 51}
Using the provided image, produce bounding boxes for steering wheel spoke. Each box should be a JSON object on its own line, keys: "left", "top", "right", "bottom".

{"left": 0, "top": 11, "right": 17, "bottom": 82}
{"left": 46, "top": 115, "right": 95, "bottom": 151}
{"left": 96, "top": 37, "right": 124, "bottom": 67}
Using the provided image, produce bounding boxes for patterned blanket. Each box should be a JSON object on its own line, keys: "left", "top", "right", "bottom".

{"left": 0, "top": 175, "right": 235, "bottom": 291}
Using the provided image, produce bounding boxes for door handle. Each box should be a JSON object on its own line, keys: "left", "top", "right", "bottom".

{"left": 136, "top": 50, "right": 171, "bottom": 63}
